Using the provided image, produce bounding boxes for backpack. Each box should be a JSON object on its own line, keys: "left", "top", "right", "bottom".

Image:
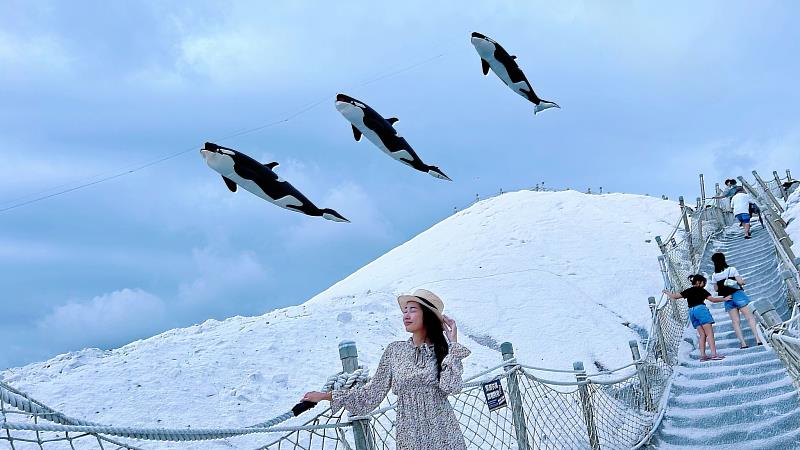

{"left": 749, "top": 203, "right": 760, "bottom": 215}
{"left": 716, "top": 268, "right": 741, "bottom": 297}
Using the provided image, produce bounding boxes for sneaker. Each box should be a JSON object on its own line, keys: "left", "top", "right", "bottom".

{"left": 745, "top": 235, "right": 751, "bottom": 239}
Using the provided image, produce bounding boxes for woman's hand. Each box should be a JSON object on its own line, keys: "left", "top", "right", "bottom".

{"left": 442, "top": 314, "right": 458, "bottom": 343}
{"left": 301, "top": 391, "right": 332, "bottom": 403}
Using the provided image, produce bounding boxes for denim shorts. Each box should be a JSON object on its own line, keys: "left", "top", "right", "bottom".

{"left": 736, "top": 213, "right": 751, "bottom": 224}
{"left": 689, "top": 305, "right": 714, "bottom": 328}
{"left": 724, "top": 289, "right": 751, "bottom": 311}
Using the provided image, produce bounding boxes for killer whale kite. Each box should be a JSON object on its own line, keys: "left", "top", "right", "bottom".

{"left": 200, "top": 142, "right": 349, "bottom": 222}
{"left": 470, "top": 32, "right": 560, "bottom": 114}
{"left": 335, "top": 93, "right": 452, "bottom": 181}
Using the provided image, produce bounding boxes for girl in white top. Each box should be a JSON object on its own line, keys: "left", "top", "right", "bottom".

{"left": 710, "top": 252, "right": 763, "bottom": 348}
{"left": 730, "top": 187, "right": 752, "bottom": 239}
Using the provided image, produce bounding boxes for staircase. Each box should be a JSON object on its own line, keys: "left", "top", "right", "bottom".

{"left": 651, "top": 221, "right": 800, "bottom": 449}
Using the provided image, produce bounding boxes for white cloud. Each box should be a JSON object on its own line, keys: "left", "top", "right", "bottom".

{"left": 284, "top": 181, "right": 394, "bottom": 248}
{"left": 35, "top": 288, "right": 168, "bottom": 350}
{"left": 177, "top": 247, "right": 270, "bottom": 308}
{"left": 693, "top": 131, "right": 800, "bottom": 187}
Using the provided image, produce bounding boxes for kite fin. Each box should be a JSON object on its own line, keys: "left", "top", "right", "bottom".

{"left": 534, "top": 100, "right": 560, "bottom": 115}
{"left": 222, "top": 176, "right": 238, "bottom": 192}
{"left": 387, "top": 117, "right": 399, "bottom": 125}
{"left": 351, "top": 125, "right": 362, "bottom": 141}
{"left": 481, "top": 59, "right": 490, "bottom": 75}
{"left": 263, "top": 162, "right": 279, "bottom": 170}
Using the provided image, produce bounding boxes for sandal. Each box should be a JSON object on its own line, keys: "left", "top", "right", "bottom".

{"left": 700, "top": 355, "right": 711, "bottom": 361}
{"left": 710, "top": 355, "right": 725, "bottom": 360}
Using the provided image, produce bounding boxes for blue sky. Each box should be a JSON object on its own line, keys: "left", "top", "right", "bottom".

{"left": 2, "top": 1, "right": 799, "bottom": 369}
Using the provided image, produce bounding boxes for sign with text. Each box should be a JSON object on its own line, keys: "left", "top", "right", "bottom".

{"left": 482, "top": 379, "right": 507, "bottom": 412}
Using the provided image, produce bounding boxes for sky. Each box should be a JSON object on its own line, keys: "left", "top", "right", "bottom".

{"left": 2, "top": 0, "right": 799, "bottom": 370}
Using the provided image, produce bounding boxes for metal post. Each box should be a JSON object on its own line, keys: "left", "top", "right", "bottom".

{"left": 753, "top": 170, "right": 785, "bottom": 213}
{"left": 774, "top": 171, "right": 789, "bottom": 201}
{"left": 573, "top": 361, "right": 600, "bottom": 450}
{"left": 788, "top": 169, "right": 793, "bottom": 183}
{"left": 678, "top": 196, "right": 694, "bottom": 258}
{"left": 501, "top": 342, "right": 530, "bottom": 450}
{"left": 699, "top": 173, "right": 706, "bottom": 204}
{"left": 339, "top": 341, "right": 375, "bottom": 450}
{"left": 629, "top": 340, "right": 654, "bottom": 411}
{"left": 649, "top": 297, "right": 670, "bottom": 363}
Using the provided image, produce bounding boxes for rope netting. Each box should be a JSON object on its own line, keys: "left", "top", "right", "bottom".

{"left": 2, "top": 187, "right": 727, "bottom": 450}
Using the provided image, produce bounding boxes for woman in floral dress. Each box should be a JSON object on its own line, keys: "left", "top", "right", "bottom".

{"left": 302, "top": 289, "right": 471, "bottom": 450}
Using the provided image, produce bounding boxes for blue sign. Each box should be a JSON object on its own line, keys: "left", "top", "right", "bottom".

{"left": 482, "top": 380, "right": 507, "bottom": 412}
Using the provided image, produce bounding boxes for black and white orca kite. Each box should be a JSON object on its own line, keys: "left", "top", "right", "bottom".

{"left": 335, "top": 94, "right": 451, "bottom": 181}
{"left": 470, "top": 32, "right": 559, "bottom": 114}
{"left": 200, "top": 142, "right": 349, "bottom": 222}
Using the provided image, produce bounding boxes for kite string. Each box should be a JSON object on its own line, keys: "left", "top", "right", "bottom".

{"left": 0, "top": 47, "right": 456, "bottom": 214}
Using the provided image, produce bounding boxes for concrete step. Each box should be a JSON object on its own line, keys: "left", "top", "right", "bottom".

{"left": 656, "top": 410, "right": 800, "bottom": 447}
{"left": 669, "top": 377, "right": 795, "bottom": 408}
{"left": 670, "top": 366, "right": 791, "bottom": 395}
{"left": 651, "top": 221, "right": 800, "bottom": 448}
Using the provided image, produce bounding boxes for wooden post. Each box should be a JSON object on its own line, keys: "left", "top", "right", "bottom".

{"left": 774, "top": 171, "right": 789, "bottom": 201}
{"left": 339, "top": 341, "right": 375, "bottom": 450}
{"left": 501, "top": 342, "right": 530, "bottom": 450}
{"left": 699, "top": 173, "right": 706, "bottom": 204}
{"left": 658, "top": 255, "right": 671, "bottom": 291}
{"left": 649, "top": 297, "right": 670, "bottom": 363}
{"left": 574, "top": 361, "right": 600, "bottom": 450}
{"left": 629, "top": 340, "right": 654, "bottom": 411}
{"left": 696, "top": 197, "right": 704, "bottom": 242}
{"left": 753, "top": 170, "right": 785, "bottom": 213}
{"left": 654, "top": 236, "right": 668, "bottom": 257}
{"left": 760, "top": 207, "right": 797, "bottom": 262}
{"left": 782, "top": 271, "right": 799, "bottom": 311}
{"left": 678, "top": 196, "right": 694, "bottom": 257}
{"left": 752, "top": 301, "right": 782, "bottom": 328}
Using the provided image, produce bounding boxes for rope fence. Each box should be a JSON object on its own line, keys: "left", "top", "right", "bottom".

{"left": 744, "top": 170, "right": 800, "bottom": 393}
{"left": 1, "top": 175, "right": 734, "bottom": 449}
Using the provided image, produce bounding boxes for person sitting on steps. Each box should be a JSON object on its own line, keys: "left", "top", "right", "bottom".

{"left": 663, "top": 274, "right": 730, "bottom": 361}
{"left": 710, "top": 252, "right": 763, "bottom": 348}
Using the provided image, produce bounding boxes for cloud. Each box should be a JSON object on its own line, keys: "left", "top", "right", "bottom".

{"left": 35, "top": 288, "right": 168, "bottom": 350}
{"left": 283, "top": 181, "right": 394, "bottom": 248}
{"left": 679, "top": 129, "right": 800, "bottom": 189}
{"left": 176, "top": 247, "right": 270, "bottom": 314}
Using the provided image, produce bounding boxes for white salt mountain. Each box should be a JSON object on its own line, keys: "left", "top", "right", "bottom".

{"left": 1, "top": 190, "right": 679, "bottom": 449}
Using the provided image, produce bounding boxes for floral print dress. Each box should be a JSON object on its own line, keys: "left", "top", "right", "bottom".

{"left": 332, "top": 338, "right": 472, "bottom": 450}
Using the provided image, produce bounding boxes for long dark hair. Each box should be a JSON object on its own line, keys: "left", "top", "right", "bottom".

{"left": 712, "top": 252, "right": 729, "bottom": 273}
{"left": 422, "top": 307, "right": 450, "bottom": 379}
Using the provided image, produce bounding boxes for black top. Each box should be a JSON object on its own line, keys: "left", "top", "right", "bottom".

{"left": 681, "top": 287, "right": 712, "bottom": 308}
